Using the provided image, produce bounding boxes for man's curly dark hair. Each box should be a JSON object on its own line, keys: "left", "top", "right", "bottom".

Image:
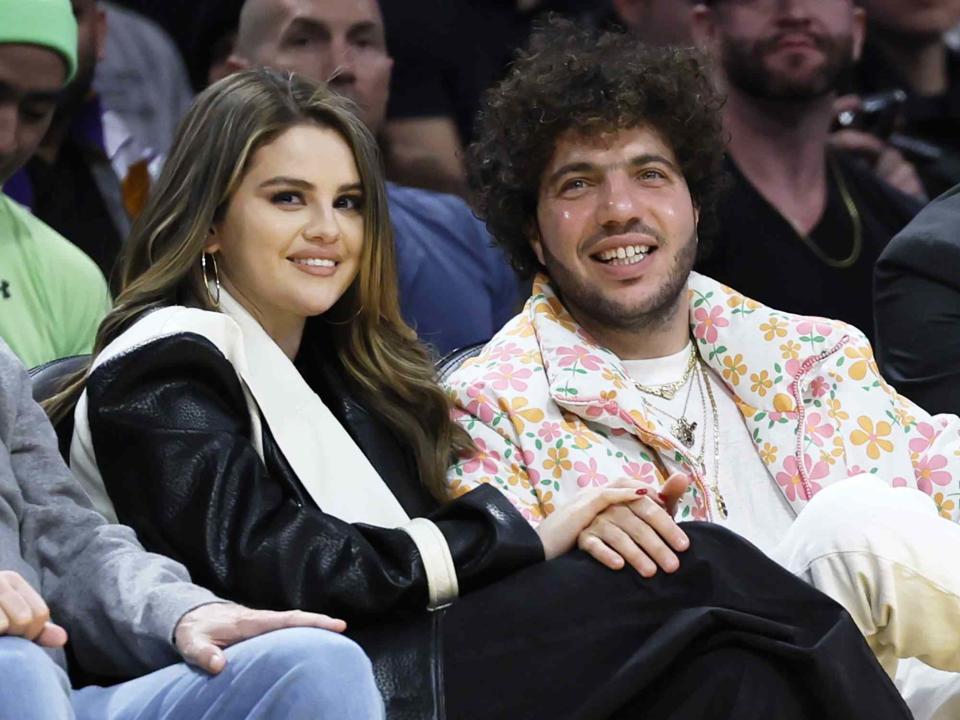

{"left": 468, "top": 17, "right": 727, "bottom": 278}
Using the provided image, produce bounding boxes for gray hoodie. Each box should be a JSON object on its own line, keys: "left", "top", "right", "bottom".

{"left": 0, "top": 339, "right": 217, "bottom": 677}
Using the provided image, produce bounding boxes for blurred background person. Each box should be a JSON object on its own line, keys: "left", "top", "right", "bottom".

{"left": 847, "top": 0, "right": 960, "bottom": 198}
{"left": 691, "top": 0, "right": 921, "bottom": 342}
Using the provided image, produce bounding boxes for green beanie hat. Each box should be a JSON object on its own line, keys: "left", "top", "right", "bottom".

{"left": 0, "top": 0, "right": 78, "bottom": 83}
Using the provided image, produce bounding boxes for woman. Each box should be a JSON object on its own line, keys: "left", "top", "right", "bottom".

{"left": 50, "top": 69, "right": 911, "bottom": 720}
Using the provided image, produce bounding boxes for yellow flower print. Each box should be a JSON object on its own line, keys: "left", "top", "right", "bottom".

{"left": 759, "top": 318, "right": 788, "bottom": 341}
{"left": 759, "top": 442, "right": 777, "bottom": 464}
{"left": 894, "top": 402, "right": 915, "bottom": 429}
{"left": 779, "top": 340, "right": 801, "bottom": 360}
{"left": 498, "top": 396, "right": 545, "bottom": 435}
{"left": 721, "top": 353, "right": 747, "bottom": 386}
{"left": 844, "top": 346, "right": 877, "bottom": 382}
{"left": 750, "top": 370, "right": 773, "bottom": 397}
{"left": 560, "top": 415, "right": 600, "bottom": 449}
{"left": 538, "top": 490, "right": 556, "bottom": 516}
{"left": 507, "top": 321, "right": 536, "bottom": 339}
{"left": 826, "top": 398, "right": 849, "bottom": 422}
{"left": 446, "top": 477, "right": 472, "bottom": 499}
{"left": 544, "top": 447, "right": 572, "bottom": 479}
{"left": 934, "top": 492, "right": 956, "bottom": 519}
{"left": 602, "top": 367, "right": 627, "bottom": 390}
{"left": 773, "top": 393, "right": 796, "bottom": 413}
{"left": 727, "top": 294, "right": 761, "bottom": 311}
{"left": 850, "top": 416, "right": 894, "bottom": 460}
{"left": 505, "top": 463, "right": 532, "bottom": 489}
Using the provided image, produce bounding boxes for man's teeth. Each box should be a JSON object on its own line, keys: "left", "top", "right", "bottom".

{"left": 292, "top": 258, "right": 336, "bottom": 267}
{"left": 596, "top": 245, "right": 650, "bottom": 265}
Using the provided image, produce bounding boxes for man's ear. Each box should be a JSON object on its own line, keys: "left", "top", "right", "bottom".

{"left": 851, "top": 6, "right": 867, "bottom": 61}
{"left": 528, "top": 221, "right": 546, "bottom": 267}
{"left": 224, "top": 54, "right": 251, "bottom": 76}
{"left": 95, "top": 6, "right": 108, "bottom": 61}
{"left": 611, "top": 0, "right": 646, "bottom": 30}
{"left": 689, "top": 4, "right": 716, "bottom": 50}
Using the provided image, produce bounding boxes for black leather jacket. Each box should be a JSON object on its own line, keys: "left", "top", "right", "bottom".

{"left": 82, "top": 332, "right": 543, "bottom": 719}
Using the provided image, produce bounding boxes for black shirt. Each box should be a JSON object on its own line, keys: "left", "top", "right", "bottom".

{"left": 696, "top": 154, "right": 921, "bottom": 342}
{"left": 381, "top": 0, "right": 597, "bottom": 144}
{"left": 851, "top": 41, "right": 960, "bottom": 198}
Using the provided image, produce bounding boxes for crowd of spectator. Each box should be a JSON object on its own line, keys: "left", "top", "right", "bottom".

{"left": 3, "top": 1, "right": 960, "bottom": 719}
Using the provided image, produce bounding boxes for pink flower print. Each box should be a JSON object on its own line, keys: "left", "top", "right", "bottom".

{"left": 693, "top": 305, "right": 729, "bottom": 344}
{"left": 909, "top": 422, "right": 937, "bottom": 454}
{"left": 776, "top": 455, "right": 824, "bottom": 502}
{"left": 892, "top": 477, "right": 908, "bottom": 488}
{"left": 586, "top": 390, "right": 620, "bottom": 419}
{"left": 556, "top": 345, "right": 603, "bottom": 371}
{"left": 483, "top": 363, "right": 533, "bottom": 392}
{"left": 622, "top": 461, "right": 658, "bottom": 484}
{"left": 460, "top": 438, "right": 501, "bottom": 475}
{"left": 809, "top": 376, "right": 829, "bottom": 398}
{"left": 785, "top": 358, "right": 801, "bottom": 378}
{"left": 488, "top": 342, "right": 523, "bottom": 363}
{"left": 538, "top": 422, "right": 562, "bottom": 442}
{"left": 804, "top": 412, "right": 834, "bottom": 447}
{"left": 847, "top": 465, "right": 868, "bottom": 477}
{"left": 797, "top": 320, "right": 833, "bottom": 338}
{"left": 801, "top": 453, "right": 828, "bottom": 496}
{"left": 574, "top": 458, "right": 608, "bottom": 488}
{"left": 915, "top": 454, "right": 952, "bottom": 495}
{"left": 465, "top": 384, "right": 496, "bottom": 423}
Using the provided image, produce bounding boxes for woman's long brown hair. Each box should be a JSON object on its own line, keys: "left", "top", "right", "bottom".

{"left": 46, "top": 68, "right": 472, "bottom": 499}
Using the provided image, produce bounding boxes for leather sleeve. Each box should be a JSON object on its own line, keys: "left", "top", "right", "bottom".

{"left": 84, "top": 334, "right": 542, "bottom": 623}
{"left": 875, "top": 185, "right": 960, "bottom": 416}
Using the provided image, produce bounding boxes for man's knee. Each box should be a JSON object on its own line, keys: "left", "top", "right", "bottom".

{"left": 234, "top": 628, "right": 381, "bottom": 715}
{"left": 0, "top": 636, "right": 61, "bottom": 679}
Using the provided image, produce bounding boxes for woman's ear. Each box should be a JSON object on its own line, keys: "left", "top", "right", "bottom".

{"left": 205, "top": 226, "right": 221, "bottom": 254}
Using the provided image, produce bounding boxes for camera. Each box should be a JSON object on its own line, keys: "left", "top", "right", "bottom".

{"left": 835, "top": 89, "right": 907, "bottom": 140}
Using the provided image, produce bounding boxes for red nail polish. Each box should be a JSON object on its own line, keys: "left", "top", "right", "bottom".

{"left": 657, "top": 491, "right": 667, "bottom": 501}
{"left": 636, "top": 488, "right": 648, "bottom": 496}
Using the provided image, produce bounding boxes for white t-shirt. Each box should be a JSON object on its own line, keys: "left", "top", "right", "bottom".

{"left": 623, "top": 344, "right": 795, "bottom": 555}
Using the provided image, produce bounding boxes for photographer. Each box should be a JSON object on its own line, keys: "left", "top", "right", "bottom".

{"left": 848, "top": 0, "right": 960, "bottom": 198}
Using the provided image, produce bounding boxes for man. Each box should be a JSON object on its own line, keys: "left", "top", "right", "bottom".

{"left": 607, "top": 0, "right": 696, "bottom": 45}
{"left": 4, "top": 0, "right": 159, "bottom": 283}
{"left": 229, "top": 0, "right": 524, "bottom": 355}
{"left": 444, "top": 20, "right": 960, "bottom": 712}
{"left": 0, "top": 0, "right": 110, "bottom": 368}
{"left": 850, "top": 0, "right": 960, "bottom": 197}
{"left": 875, "top": 182, "right": 960, "bottom": 416}
{"left": 690, "top": 0, "right": 922, "bottom": 342}
{"left": 95, "top": 1, "right": 195, "bottom": 157}
{"left": 0, "top": 337, "right": 383, "bottom": 719}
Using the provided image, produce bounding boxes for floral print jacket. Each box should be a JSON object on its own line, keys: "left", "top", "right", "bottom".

{"left": 444, "top": 273, "right": 960, "bottom": 524}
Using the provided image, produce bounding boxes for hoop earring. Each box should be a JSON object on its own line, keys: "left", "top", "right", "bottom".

{"left": 201, "top": 252, "right": 221, "bottom": 307}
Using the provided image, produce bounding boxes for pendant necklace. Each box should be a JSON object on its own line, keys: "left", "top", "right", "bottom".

{"left": 639, "top": 369, "right": 699, "bottom": 449}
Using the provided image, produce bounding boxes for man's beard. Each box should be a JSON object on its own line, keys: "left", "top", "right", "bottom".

{"left": 541, "top": 227, "right": 698, "bottom": 335}
{"left": 721, "top": 31, "right": 855, "bottom": 101}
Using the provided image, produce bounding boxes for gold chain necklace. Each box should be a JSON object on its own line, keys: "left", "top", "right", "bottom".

{"left": 633, "top": 344, "right": 697, "bottom": 400}
{"left": 788, "top": 157, "right": 862, "bottom": 270}
{"left": 699, "top": 362, "right": 728, "bottom": 519}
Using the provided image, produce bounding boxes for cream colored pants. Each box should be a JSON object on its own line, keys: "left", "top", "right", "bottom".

{"left": 771, "top": 474, "right": 960, "bottom": 719}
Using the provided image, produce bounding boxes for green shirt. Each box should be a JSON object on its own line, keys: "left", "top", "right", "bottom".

{"left": 0, "top": 193, "right": 110, "bottom": 369}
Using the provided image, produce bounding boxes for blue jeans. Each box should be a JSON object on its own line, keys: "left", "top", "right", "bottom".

{"left": 0, "top": 627, "right": 383, "bottom": 719}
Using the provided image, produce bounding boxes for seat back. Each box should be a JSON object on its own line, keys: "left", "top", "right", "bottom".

{"left": 435, "top": 342, "right": 485, "bottom": 384}
{"left": 28, "top": 354, "right": 89, "bottom": 461}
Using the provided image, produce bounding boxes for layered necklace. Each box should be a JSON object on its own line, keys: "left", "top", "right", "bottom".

{"left": 634, "top": 347, "right": 728, "bottom": 519}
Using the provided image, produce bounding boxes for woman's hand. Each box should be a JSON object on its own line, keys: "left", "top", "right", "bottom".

{"left": 536, "top": 487, "right": 650, "bottom": 561}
